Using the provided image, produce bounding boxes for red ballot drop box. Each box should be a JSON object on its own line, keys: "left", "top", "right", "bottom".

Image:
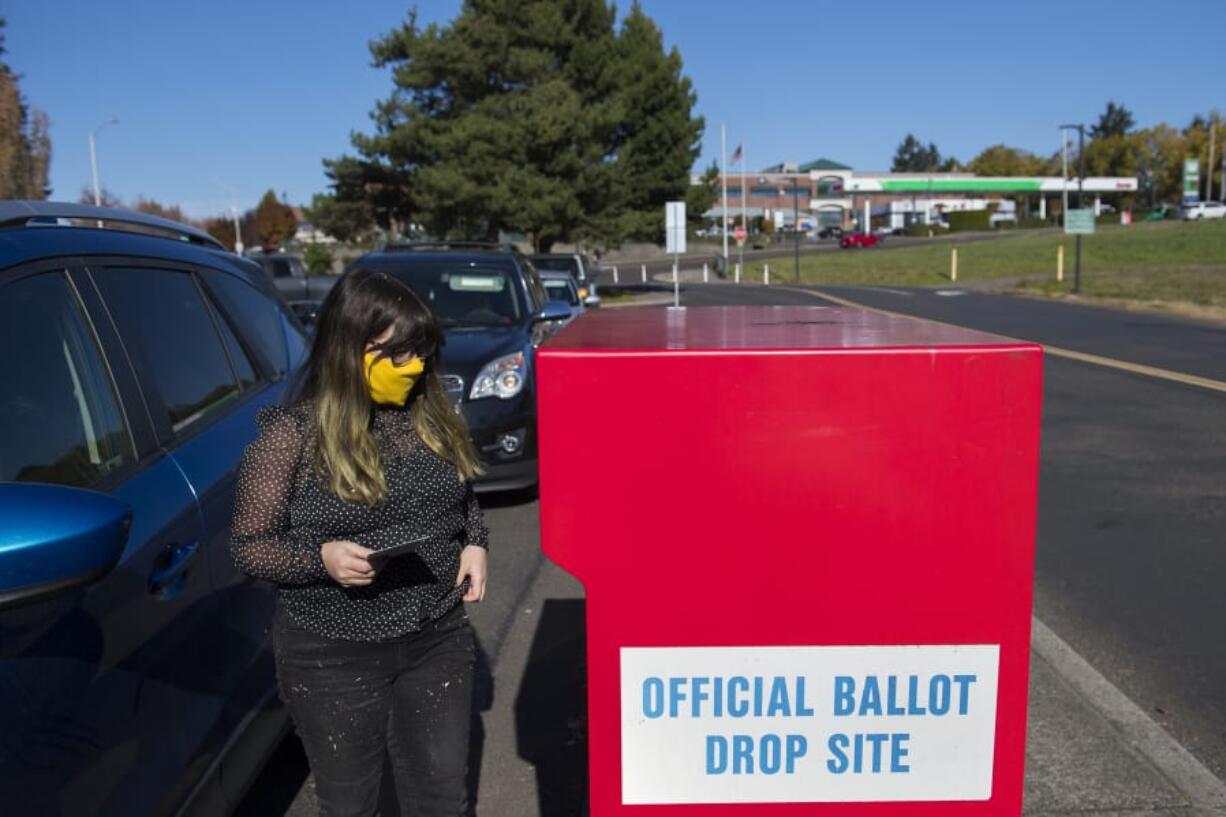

{"left": 536, "top": 305, "right": 1043, "bottom": 816}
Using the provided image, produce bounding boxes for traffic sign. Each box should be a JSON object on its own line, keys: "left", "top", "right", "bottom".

{"left": 1064, "top": 208, "right": 1095, "bottom": 235}
{"left": 665, "top": 201, "right": 686, "bottom": 255}
{"left": 734, "top": 225, "right": 747, "bottom": 245}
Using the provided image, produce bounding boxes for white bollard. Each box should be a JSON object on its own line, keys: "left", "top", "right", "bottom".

{"left": 703, "top": 262, "right": 709, "bottom": 283}
{"left": 641, "top": 264, "right": 647, "bottom": 283}
{"left": 764, "top": 264, "right": 770, "bottom": 286}
{"left": 735, "top": 263, "right": 741, "bottom": 283}
{"left": 613, "top": 265, "right": 619, "bottom": 284}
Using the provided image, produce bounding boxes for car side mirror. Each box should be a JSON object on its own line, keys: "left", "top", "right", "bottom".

{"left": 535, "top": 300, "right": 573, "bottom": 323}
{"left": 0, "top": 483, "right": 132, "bottom": 610}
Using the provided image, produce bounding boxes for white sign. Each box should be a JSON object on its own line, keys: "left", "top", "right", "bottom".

{"left": 620, "top": 644, "right": 1000, "bottom": 805}
{"left": 665, "top": 201, "right": 687, "bottom": 254}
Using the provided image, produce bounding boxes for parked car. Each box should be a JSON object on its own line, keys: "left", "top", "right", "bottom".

{"left": 539, "top": 269, "right": 586, "bottom": 324}
{"left": 840, "top": 232, "right": 882, "bottom": 249}
{"left": 0, "top": 201, "right": 309, "bottom": 816}
{"left": 530, "top": 252, "right": 601, "bottom": 307}
{"left": 1180, "top": 201, "right": 1226, "bottom": 220}
{"left": 349, "top": 242, "right": 571, "bottom": 492}
{"left": 251, "top": 252, "right": 338, "bottom": 301}
{"left": 817, "top": 226, "right": 844, "bottom": 240}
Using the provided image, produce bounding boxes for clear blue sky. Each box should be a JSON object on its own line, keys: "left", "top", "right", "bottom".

{"left": 4, "top": 0, "right": 1223, "bottom": 218}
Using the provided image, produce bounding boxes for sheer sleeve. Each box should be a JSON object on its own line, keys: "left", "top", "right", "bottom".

{"left": 230, "top": 406, "right": 330, "bottom": 585}
{"left": 462, "top": 481, "right": 489, "bottom": 549}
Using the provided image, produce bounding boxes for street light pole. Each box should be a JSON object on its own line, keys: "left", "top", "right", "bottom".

{"left": 89, "top": 117, "right": 118, "bottom": 206}
{"left": 1060, "top": 123, "right": 1086, "bottom": 294}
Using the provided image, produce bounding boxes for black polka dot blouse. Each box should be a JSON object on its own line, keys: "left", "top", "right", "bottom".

{"left": 230, "top": 402, "right": 489, "bottom": 641}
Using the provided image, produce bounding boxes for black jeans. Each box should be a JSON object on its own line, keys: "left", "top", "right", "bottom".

{"left": 274, "top": 603, "right": 476, "bottom": 817}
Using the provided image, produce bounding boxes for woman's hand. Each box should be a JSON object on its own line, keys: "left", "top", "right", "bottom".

{"left": 321, "top": 540, "right": 378, "bottom": 587}
{"left": 455, "top": 545, "right": 488, "bottom": 602}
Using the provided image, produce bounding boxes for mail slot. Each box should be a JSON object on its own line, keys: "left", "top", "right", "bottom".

{"left": 537, "top": 305, "right": 1043, "bottom": 816}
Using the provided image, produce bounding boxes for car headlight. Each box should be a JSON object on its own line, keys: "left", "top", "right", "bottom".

{"left": 577, "top": 286, "right": 589, "bottom": 300}
{"left": 470, "top": 351, "right": 526, "bottom": 400}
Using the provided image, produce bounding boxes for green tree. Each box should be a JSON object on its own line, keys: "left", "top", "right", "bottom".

{"left": 253, "top": 189, "right": 297, "bottom": 245}
{"left": 326, "top": 0, "right": 701, "bottom": 251}
{"left": 685, "top": 161, "right": 720, "bottom": 233}
{"left": 594, "top": 2, "right": 702, "bottom": 246}
{"left": 967, "top": 144, "right": 1056, "bottom": 176}
{"left": 307, "top": 192, "right": 375, "bottom": 243}
{"left": 890, "top": 134, "right": 945, "bottom": 172}
{"left": 1090, "top": 101, "right": 1135, "bottom": 140}
{"left": 302, "top": 242, "right": 335, "bottom": 276}
{"left": 0, "top": 19, "right": 51, "bottom": 199}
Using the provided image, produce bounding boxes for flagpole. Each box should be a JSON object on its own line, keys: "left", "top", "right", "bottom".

{"left": 721, "top": 124, "right": 729, "bottom": 263}
{"left": 740, "top": 145, "right": 747, "bottom": 275}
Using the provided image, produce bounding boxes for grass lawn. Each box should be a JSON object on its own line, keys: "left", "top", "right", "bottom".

{"left": 745, "top": 220, "right": 1226, "bottom": 308}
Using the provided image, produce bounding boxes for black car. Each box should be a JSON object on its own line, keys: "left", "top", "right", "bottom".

{"left": 0, "top": 201, "right": 308, "bottom": 815}
{"left": 349, "top": 242, "right": 570, "bottom": 492}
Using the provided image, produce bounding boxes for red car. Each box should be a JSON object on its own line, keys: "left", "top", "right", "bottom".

{"left": 839, "top": 232, "right": 881, "bottom": 248}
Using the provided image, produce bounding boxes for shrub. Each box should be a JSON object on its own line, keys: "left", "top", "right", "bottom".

{"left": 904, "top": 223, "right": 934, "bottom": 237}
{"left": 302, "top": 242, "right": 335, "bottom": 276}
{"left": 946, "top": 210, "right": 991, "bottom": 232}
{"left": 1017, "top": 218, "right": 1048, "bottom": 229}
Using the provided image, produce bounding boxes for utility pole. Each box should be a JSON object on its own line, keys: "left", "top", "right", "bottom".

{"left": 1060, "top": 123, "right": 1086, "bottom": 294}
{"left": 1060, "top": 131, "right": 1069, "bottom": 226}
{"left": 1208, "top": 114, "right": 1217, "bottom": 202}
{"left": 792, "top": 176, "right": 800, "bottom": 284}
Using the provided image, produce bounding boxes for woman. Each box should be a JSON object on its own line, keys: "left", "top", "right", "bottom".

{"left": 231, "top": 269, "right": 489, "bottom": 817}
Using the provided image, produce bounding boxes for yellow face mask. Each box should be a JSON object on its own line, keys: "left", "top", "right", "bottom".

{"left": 364, "top": 351, "right": 425, "bottom": 406}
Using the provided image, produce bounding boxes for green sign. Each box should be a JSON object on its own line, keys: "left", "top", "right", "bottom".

{"left": 1064, "top": 208, "right": 1095, "bottom": 235}
{"left": 1183, "top": 158, "right": 1200, "bottom": 204}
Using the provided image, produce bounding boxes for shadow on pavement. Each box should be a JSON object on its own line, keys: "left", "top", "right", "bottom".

{"left": 515, "top": 598, "right": 589, "bottom": 817}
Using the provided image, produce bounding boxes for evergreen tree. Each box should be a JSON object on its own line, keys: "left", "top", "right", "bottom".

{"left": 1090, "top": 101, "right": 1135, "bottom": 140}
{"left": 0, "top": 19, "right": 52, "bottom": 199}
{"left": 325, "top": 1, "right": 702, "bottom": 250}
{"left": 685, "top": 161, "right": 720, "bottom": 232}
{"left": 891, "top": 134, "right": 944, "bottom": 172}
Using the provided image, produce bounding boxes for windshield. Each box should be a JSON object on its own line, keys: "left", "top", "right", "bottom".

{"left": 531, "top": 256, "right": 580, "bottom": 277}
{"left": 384, "top": 262, "right": 522, "bottom": 327}
{"left": 542, "top": 277, "right": 580, "bottom": 306}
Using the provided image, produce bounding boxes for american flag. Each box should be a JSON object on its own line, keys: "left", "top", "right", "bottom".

{"left": 730, "top": 144, "right": 742, "bottom": 164}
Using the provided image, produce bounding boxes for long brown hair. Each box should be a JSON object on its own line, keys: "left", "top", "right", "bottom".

{"left": 294, "top": 269, "right": 483, "bottom": 506}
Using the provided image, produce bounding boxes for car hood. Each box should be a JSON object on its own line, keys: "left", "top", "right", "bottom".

{"left": 437, "top": 325, "right": 529, "bottom": 381}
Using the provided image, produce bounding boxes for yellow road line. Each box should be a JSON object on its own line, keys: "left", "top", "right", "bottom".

{"left": 787, "top": 287, "right": 1226, "bottom": 395}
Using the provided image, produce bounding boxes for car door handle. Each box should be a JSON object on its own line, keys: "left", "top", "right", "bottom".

{"left": 148, "top": 541, "right": 200, "bottom": 599}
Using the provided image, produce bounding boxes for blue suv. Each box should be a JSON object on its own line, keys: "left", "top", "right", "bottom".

{"left": 0, "top": 202, "right": 307, "bottom": 816}
{"left": 349, "top": 243, "right": 570, "bottom": 492}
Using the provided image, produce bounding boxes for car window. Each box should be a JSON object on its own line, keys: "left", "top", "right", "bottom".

{"left": 201, "top": 267, "right": 291, "bottom": 377}
{"left": 0, "top": 271, "right": 133, "bottom": 488}
{"left": 96, "top": 267, "right": 243, "bottom": 432}
{"left": 542, "top": 277, "right": 580, "bottom": 305}
{"left": 522, "top": 262, "right": 548, "bottom": 312}
{"left": 379, "top": 262, "right": 523, "bottom": 327}
{"left": 531, "top": 256, "right": 580, "bottom": 278}
{"left": 267, "top": 258, "right": 293, "bottom": 278}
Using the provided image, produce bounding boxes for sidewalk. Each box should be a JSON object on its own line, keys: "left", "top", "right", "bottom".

{"left": 477, "top": 558, "right": 1226, "bottom": 817}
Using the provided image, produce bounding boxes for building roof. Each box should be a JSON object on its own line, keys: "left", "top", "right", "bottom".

{"left": 799, "top": 158, "right": 852, "bottom": 172}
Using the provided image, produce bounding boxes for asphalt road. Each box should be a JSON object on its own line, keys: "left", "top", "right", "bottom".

{"left": 677, "top": 283, "right": 1226, "bottom": 777}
